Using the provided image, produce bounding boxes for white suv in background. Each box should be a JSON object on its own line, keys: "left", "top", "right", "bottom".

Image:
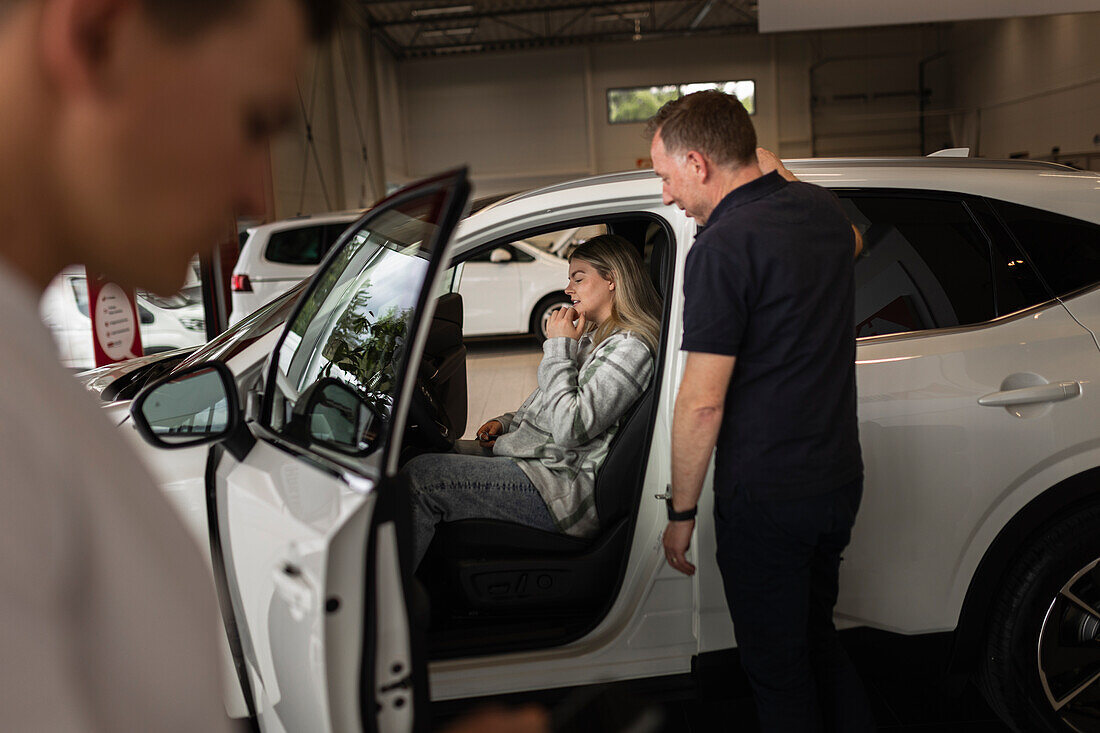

{"left": 231, "top": 207, "right": 576, "bottom": 339}
{"left": 231, "top": 211, "right": 361, "bottom": 324}
{"left": 40, "top": 267, "right": 206, "bottom": 370}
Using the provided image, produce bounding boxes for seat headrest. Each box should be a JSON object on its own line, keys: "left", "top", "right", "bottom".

{"left": 645, "top": 225, "right": 669, "bottom": 299}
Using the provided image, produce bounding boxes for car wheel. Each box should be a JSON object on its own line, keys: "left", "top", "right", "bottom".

{"left": 979, "top": 503, "right": 1100, "bottom": 732}
{"left": 531, "top": 295, "right": 572, "bottom": 342}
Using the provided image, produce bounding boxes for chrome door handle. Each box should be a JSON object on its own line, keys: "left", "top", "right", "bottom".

{"left": 978, "top": 381, "right": 1081, "bottom": 407}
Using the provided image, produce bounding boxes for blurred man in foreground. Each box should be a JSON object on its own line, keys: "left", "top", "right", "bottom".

{"left": 0, "top": 1, "right": 333, "bottom": 729}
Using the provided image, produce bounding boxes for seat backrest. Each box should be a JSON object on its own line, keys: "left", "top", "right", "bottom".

{"left": 594, "top": 224, "right": 668, "bottom": 528}
{"left": 594, "top": 375, "right": 656, "bottom": 528}
{"left": 645, "top": 223, "right": 670, "bottom": 298}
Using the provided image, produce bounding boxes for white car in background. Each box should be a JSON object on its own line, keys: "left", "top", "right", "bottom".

{"left": 113, "top": 160, "right": 1100, "bottom": 733}
{"left": 230, "top": 210, "right": 361, "bottom": 325}
{"left": 231, "top": 198, "right": 574, "bottom": 339}
{"left": 41, "top": 267, "right": 206, "bottom": 370}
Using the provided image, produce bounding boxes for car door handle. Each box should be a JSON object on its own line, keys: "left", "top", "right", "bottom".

{"left": 272, "top": 562, "right": 315, "bottom": 621}
{"left": 978, "top": 381, "right": 1081, "bottom": 407}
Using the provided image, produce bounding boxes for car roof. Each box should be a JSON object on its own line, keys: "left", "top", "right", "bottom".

{"left": 464, "top": 157, "right": 1100, "bottom": 238}
{"left": 245, "top": 210, "right": 364, "bottom": 236}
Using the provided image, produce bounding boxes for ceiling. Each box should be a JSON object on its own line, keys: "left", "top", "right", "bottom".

{"left": 347, "top": 0, "right": 759, "bottom": 58}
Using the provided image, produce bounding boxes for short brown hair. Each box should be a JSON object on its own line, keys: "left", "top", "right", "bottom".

{"left": 646, "top": 90, "right": 757, "bottom": 168}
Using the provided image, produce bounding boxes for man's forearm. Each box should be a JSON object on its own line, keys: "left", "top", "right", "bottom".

{"left": 670, "top": 397, "right": 723, "bottom": 511}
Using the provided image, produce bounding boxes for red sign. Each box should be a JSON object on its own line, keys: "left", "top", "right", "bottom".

{"left": 86, "top": 268, "right": 145, "bottom": 367}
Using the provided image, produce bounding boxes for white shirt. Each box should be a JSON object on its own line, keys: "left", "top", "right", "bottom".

{"left": 0, "top": 260, "right": 233, "bottom": 732}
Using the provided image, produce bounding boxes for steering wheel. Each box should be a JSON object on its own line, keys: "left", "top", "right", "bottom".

{"left": 405, "top": 376, "right": 454, "bottom": 453}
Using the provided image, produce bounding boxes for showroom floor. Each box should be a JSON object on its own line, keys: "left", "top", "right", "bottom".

{"left": 664, "top": 629, "right": 1011, "bottom": 732}
{"left": 460, "top": 340, "right": 1013, "bottom": 732}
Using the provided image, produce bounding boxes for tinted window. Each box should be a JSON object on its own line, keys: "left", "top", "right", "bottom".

{"left": 842, "top": 196, "right": 996, "bottom": 337}
{"left": 992, "top": 200, "right": 1100, "bottom": 298}
{"left": 264, "top": 223, "right": 346, "bottom": 266}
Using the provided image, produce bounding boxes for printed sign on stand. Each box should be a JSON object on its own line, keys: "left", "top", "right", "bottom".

{"left": 86, "top": 269, "right": 144, "bottom": 367}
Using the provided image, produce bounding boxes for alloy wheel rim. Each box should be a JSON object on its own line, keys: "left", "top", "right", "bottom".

{"left": 1038, "top": 556, "right": 1100, "bottom": 732}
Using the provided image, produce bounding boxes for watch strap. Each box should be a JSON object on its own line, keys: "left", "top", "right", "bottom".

{"left": 666, "top": 499, "right": 697, "bottom": 522}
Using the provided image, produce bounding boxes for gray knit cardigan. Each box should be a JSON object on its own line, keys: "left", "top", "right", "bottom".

{"left": 490, "top": 330, "right": 654, "bottom": 537}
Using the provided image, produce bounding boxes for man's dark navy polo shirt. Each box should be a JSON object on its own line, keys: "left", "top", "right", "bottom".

{"left": 682, "top": 171, "right": 862, "bottom": 500}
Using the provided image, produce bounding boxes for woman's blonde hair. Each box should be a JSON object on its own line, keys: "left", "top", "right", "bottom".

{"left": 569, "top": 234, "right": 662, "bottom": 355}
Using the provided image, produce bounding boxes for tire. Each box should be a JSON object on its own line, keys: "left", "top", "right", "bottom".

{"left": 530, "top": 295, "right": 572, "bottom": 342}
{"left": 979, "top": 502, "right": 1100, "bottom": 733}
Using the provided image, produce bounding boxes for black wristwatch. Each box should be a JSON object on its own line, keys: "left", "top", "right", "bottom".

{"left": 666, "top": 498, "right": 697, "bottom": 522}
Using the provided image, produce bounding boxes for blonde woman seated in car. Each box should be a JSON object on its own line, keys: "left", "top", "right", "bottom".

{"left": 402, "top": 234, "right": 662, "bottom": 566}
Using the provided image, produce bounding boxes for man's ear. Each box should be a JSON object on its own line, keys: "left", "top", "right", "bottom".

{"left": 685, "top": 150, "right": 710, "bottom": 184}
{"left": 39, "top": 0, "right": 130, "bottom": 97}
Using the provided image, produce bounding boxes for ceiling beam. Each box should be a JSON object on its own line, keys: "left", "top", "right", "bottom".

{"left": 374, "top": 0, "right": 694, "bottom": 27}
{"left": 401, "top": 21, "right": 754, "bottom": 56}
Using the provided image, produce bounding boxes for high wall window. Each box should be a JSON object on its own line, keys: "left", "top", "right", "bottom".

{"left": 606, "top": 80, "right": 755, "bottom": 124}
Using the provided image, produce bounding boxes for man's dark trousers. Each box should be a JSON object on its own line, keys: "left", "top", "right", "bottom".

{"left": 715, "top": 476, "right": 877, "bottom": 732}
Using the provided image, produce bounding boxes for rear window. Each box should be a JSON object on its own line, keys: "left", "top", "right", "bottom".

{"left": 264, "top": 223, "right": 347, "bottom": 266}
{"left": 843, "top": 196, "right": 997, "bottom": 337}
{"left": 992, "top": 201, "right": 1100, "bottom": 298}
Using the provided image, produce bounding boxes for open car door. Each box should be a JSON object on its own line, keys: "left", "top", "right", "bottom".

{"left": 213, "top": 170, "right": 470, "bottom": 732}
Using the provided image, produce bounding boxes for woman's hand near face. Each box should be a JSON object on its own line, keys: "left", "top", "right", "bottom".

{"left": 477, "top": 419, "right": 504, "bottom": 447}
{"left": 544, "top": 306, "right": 586, "bottom": 340}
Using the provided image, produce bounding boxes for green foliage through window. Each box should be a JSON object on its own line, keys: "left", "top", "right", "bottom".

{"left": 607, "top": 80, "right": 756, "bottom": 124}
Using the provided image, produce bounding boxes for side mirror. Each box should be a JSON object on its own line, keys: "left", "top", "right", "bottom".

{"left": 131, "top": 361, "right": 252, "bottom": 458}
{"left": 289, "top": 377, "right": 380, "bottom": 455}
{"left": 489, "top": 247, "right": 513, "bottom": 264}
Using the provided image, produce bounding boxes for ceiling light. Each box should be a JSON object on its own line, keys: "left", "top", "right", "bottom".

{"left": 411, "top": 5, "right": 474, "bottom": 18}
{"left": 420, "top": 26, "right": 477, "bottom": 38}
{"left": 593, "top": 11, "right": 649, "bottom": 22}
{"left": 433, "top": 43, "right": 484, "bottom": 54}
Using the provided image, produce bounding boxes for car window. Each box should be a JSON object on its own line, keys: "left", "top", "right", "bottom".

{"left": 267, "top": 188, "right": 450, "bottom": 456}
{"left": 841, "top": 195, "right": 998, "bottom": 337}
{"left": 173, "top": 282, "right": 307, "bottom": 373}
{"left": 466, "top": 244, "right": 534, "bottom": 263}
{"left": 526, "top": 224, "right": 607, "bottom": 257}
{"left": 991, "top": 200, "right": 1100, "bottom": 299}
{"left": 70, "top": 277, "right": 89, "bottom": 317}
{"left": 264, "top": 223, "right": 346, "bottom": 266}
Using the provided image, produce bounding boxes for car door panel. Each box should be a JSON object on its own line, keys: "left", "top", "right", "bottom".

{"left": 215, "top": 170, "right": 469, "bottom": 732}
{"left": 841, "top": 302, "right": 1100, "bottom": 632}
{"left": 217, "top": 441, "right": 372, "bottom": 732}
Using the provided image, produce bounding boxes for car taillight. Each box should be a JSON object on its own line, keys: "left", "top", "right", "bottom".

{"left": 231, "top": 274, "right": 252, "bottom": 292}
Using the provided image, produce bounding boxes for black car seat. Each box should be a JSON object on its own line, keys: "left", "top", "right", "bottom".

{"left": 419, "top": 292, "right": 467, "bottom": 440}
{"left": 421, "top": 229, "right": 670, "bottom": 613}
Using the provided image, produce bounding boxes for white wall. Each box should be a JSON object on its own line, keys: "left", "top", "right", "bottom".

{"left": 385, "top": 26, "right": 946, "bottom": 196}
{"left": 946, "top": 12, "right": 1100, "bottom": 166}
{"left": 264, "top": 11, "right": 1100, "bottom": 217}
{"left": 268, "top": 27, "right": 388, "bottom": 220}
{"left": 398, "top": 48, "right": 593, "bottom": 195}
{"left": 586, "top": 34, "right": 782, "bottom": 172}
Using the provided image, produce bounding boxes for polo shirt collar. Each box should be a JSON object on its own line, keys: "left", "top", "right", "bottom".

{"left": 708, "top": 171, "right": 787, "bottom": 224}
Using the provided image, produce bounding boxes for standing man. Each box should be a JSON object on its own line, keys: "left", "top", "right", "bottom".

{"left": 0, "top": 1, "right": 334, "bottom": 730}
{"left": 652, "top": 91, "right": 875, "bottom": 732}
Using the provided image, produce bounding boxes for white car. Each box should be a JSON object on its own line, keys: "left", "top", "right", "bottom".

{"left": 120, "top": 160, "right": 1100, "bottom": 733}
{"left": 231, "top": 204, "right": 573, "bottom": 340}
{"left": 230, "top": 211, "right": 362, "bottom": 325}
{"left": 41, "top": 267, "right": 207, "bottom": 369}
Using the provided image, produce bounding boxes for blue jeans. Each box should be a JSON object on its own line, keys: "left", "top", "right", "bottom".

{"left": 402, "top": 441, "right": 558, "bottom": 567}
